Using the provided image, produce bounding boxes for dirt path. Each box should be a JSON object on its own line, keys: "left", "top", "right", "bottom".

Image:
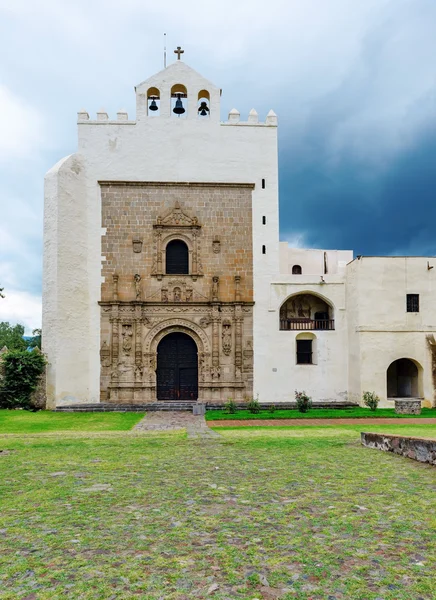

{"left": 207, "top": 417, "right": 436, "bottom": 427}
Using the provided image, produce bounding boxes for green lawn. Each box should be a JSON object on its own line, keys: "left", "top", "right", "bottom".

{"left": 0, "top": 409, "right": 144, "bottom": 433}
{"left": 206, "top": 406, "right": 436, "bottom": 420}
{"left": 1, "top": 424, "right": 436, "bottom": 599}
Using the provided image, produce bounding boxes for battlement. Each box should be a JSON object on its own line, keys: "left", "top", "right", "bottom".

{"left": 77, "top": 107, "right": 278, "bottom": 127}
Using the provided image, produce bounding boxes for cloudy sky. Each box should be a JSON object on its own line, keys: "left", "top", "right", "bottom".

{"left": 0, "top": 0, "right": 435, "bottom": 332}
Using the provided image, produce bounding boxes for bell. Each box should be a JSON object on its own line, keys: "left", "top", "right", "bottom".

{"left": 148, "top": 98, "right": 158, "bottom": 111}
{"left": 173, "top": 94, "right": 185, "bottom": 115}
{"left": 198, "top": 101, "right": 210, "bottom": 117}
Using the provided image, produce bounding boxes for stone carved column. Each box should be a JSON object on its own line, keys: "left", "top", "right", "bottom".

{"left": 234, "top": 275, "right": 241, "bottom": 302}
{"left": 235, "top": 307, "right": 243, "bottom": 381}
{"left": 192, "top": 232, "right": 198, "bottom": 275}
{"left": 156, "top": 231, "right": 163, "bottom": 279}
{"left": 211, "top": 308, "right": 220, "bottom": 380}
{"left": 113, "top": 274, "right": 119, "bottom": 301}
{"left": 135, "top": 305, "right": 143, "bottom": 383}
{"left": 110, "top": 317, "right": 120, "bottom": 381}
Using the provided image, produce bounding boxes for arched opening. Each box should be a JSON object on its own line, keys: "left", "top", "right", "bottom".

{"left": 387, "top": 358, "right": 422, "bottom": 398}
{"left": 156, "top": 332, "right": 198, "bottom": 400}
{"left": 292, "top": 265, "right": 302, "bottom": 275}
{"left": 171, "top": 84, "right": 187, "bottom": 118}
{"left": 166, "top": 239, "right": 189, "bottom": 274}
{"left": 198, "top": 89, "right": 210, "bottom": 117}
{"left": 296, "top": 332, "right": 317, "bottom": 365}
{"left": 147, "top": 87, "right": 160, "bottom": 116}
{"left": 280, "top": 293, "right": 334, "bottom": 330}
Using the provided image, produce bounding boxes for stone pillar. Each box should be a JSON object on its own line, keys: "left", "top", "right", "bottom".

{"left": 235, "top": 313, "right": 243, "bottom": 381}
{"left": 134, "top": 306, "right": 143, "bottom": 386}
{"left": 192, "top": 231, "right": 198, "bottom": 275}
{"left": 113, "top": 274, "right": 119, "bottom": 301}
{"left": 234, "top": 275, "right": 241, "bottom": 302}
{"left": 156, "top": 231, "right": 163, "bottom": 278}
{"left": 211, "top": 307, "right": 220, "bottom": 381}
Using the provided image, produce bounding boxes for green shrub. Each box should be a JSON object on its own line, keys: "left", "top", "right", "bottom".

{"left": 267, "top": 404, "right": 276, "bottom": 413}
{"left": 247, "top": 396, "right": 261, "bottom": 414}
{"left": 295, "top": 390, "right": 312, "bottom": 413}
{"left": 0, "top": 350, "right": 46, "bottom": 410}
{"left": 363, "top": 390, "right": 380, "bottom": 411}
{"left": 224, "top": 398, "right": 238, "bottom": 414}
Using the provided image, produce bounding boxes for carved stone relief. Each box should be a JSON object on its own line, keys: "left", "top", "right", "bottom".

{"left": 222, "top": 320, "right": 232, "bottom": 356}
{"left": 100, "top": 341, "right": 111, "bottom": 368}
{"left": 122, "top": 324, "right": 133, "bottom": 355}
{"left": 132, "top": 239, "right": 143, "bottom": 253}
{"left": 134, "top": 274, "right": 142, "bottom": 300}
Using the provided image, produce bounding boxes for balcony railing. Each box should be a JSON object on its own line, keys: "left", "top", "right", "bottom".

{"left": 280, "top": 318, "right": 335, "bottom": 331}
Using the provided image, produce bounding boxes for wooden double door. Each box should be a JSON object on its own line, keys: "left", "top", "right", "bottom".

{"left": 156, "top": 332, "right": 198, "bottom": 401}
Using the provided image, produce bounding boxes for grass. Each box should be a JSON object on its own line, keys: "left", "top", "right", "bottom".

{"left": 1, "top": 422, "right": 436, "bottom": 599}
{"left": 205, "top": 406, "right": 436, "bottom": 420}
{"left": 0, "top": 409, "right": 144, "bottom": 433}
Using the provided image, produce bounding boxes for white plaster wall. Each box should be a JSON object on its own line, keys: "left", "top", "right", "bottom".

{"left": 43, "top": 154, "right": 100, "bottom": 406}
{"left": 279, "top": 245, "right": 353, "bottom": 276}
{"left": 346, "top": 257, "right": 436, "bottom": 407}
{"left": 43, "top": 60, "right": 279, "bottom": 405}
{"left": 254, "top": 276, "right": 349, "bottom": 404}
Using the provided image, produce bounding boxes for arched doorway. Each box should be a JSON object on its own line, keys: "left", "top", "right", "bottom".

{"left": 156, "top": 332, "right": 198, "bottom": 400}
{"left": 387, "top": 359, "right": 420, "bottom": 398}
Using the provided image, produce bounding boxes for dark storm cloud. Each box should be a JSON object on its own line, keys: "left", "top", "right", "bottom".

{"left": 279, "top": 128, "right": 436, "bottom": 255}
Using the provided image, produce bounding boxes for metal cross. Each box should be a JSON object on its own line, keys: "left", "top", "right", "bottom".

{"left": 174, "top": 46, "right": 184, "bottom": 60}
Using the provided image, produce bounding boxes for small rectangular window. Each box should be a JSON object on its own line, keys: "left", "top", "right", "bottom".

{"left": 297, "top": 340, "right": 312, "bottom": 364}
{"left": 262, "top": 178, "right": 266, "bottom": 189}
{"left": 407, "top": 294, "right": 419, "bottom": 312}
{"left": 262, "top": 216, "right": 266, "bottom": 225}
{"left": 262, "top": 245, "right": 266, "bottom": 254}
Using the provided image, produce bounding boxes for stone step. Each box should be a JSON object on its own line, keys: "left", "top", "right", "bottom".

{"left": 54, "top": 400, "right": 358, "bottom": 413}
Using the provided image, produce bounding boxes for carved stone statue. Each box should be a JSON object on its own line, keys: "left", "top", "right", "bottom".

{"left": 122, "top": 324, "right": 133, "bottom": 354}
{"left": 186, "top": 288, "right": 193, "bottom": 302}
{"left": 134, "top": 274, "right": 142, "bottom": 300}
{"left": 212, "top": 276, "right": 219, "bottom": 302}
{"left": 174, "top": 287, "right": 181, "bottom": 302}
{"left": 211, "top": 365, "right": 221, "bottom": 380}
{"left": 222, "top": 320, "right": 232, "bottom": 355}
{"left": 161, "top": 288, "right": 168, "bottom": 302}
{"left": 100, "top": 341, "right": 111, "bottom": 368}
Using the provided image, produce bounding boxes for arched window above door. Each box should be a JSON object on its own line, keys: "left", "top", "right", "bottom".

{"left": 166, "top": 239, "right": 189, "bottom": 274}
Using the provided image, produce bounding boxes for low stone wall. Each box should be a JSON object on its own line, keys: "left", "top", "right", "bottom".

{"left": 361, "top": 432, "right": 436, "bottom": 466}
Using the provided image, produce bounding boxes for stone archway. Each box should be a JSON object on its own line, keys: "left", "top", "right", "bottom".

{"left": 156, "top": 332, "right": 198, "bottom": 400}
{"left": 387, "top": 358, "right": 421, "bottom": 398}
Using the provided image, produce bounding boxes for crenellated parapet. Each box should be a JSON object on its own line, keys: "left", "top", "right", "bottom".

{"left": 224, "top": 108, "right": 278, "bottom": 127}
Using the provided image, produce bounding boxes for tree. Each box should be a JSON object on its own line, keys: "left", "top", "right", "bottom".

{"left": 28, "top": 328, "right": 42, "bottom": 350}
{"left": 0, "top": 322, "right": 27, "bottom": 351}
{"left": 0, "top": 286, "right": 4, "bottom": 299}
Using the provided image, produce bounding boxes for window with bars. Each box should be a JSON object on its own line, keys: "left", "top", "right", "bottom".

{"left": 296, "top": 339, "right": 313, "bottom": 364}
{"left": 406, "top": 294, "right": 419, "bottom": 313}
{"left": 166, "top": 239, "right": 189, "bottom": 274}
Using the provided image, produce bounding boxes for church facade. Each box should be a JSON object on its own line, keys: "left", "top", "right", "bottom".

{"left": 43, "top": 56, "right": 436, "bottom": 409}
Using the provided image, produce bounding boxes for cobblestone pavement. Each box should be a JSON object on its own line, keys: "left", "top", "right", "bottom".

{"left": 208, "top": 417, "right": 436, "bottom": 427}
{"left": 134, "top": 412, "right": 221, "bottom": 440}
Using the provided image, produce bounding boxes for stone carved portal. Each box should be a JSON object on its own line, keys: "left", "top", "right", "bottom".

{"left": 100, "top": 306, "right": 254, "bottom": 404}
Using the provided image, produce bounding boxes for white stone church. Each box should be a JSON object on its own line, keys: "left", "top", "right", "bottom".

{"left": 43, "top": 52, "right": 436, "bottom": 409}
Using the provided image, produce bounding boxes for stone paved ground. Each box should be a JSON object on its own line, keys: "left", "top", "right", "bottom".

{"left": 208, "top": 417, "right": 436, "bottom": 427}
{"left": 134, "top": 411, "right": 221, "bottom": 440}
